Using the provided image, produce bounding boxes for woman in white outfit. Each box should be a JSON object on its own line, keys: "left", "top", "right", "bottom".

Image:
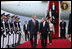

{"left": 48, "top": 20, "right": 55, "bottom": 45}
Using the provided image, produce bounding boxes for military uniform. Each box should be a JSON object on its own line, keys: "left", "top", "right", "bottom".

{"left": 10, "top": 16, "right": 16, "bottom": 47}
{"left": 15, "top": 16, "right": 21, "bottom": 46}
{"left": 1, "top": 19, "right": 6, "bottom": 48}
{"left": 1, "top": 13, "right": 7, "bottom": 48}
{"left": 5, "top": 14, "right": 12, "bottom": 48}
{"left": 17, "top": 19, "right": 21, "bottom": 45}
{"left": 14, "top": 18, "right": 18, "bottom": 46}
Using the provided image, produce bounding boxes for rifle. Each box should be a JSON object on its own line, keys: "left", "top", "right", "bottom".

{"left": 8, "top": 21, "right": 11, "bottom": 35}
{"left": 12, "top": 21, "right": 16, "bottom": 45}
{"left": 13, "top": 21, "right": 16, "bottom": 34}
{"left": 17, "top": 22, "right": 19, "bottom": 34}
{"left": 2, "top": 19, "right": 6, "bottom": 37}
{"left": 7, "top": 21, "right": 11, "bottom": 46}
{"left": 2, "top": 19, "right": 6, "bottom": 48}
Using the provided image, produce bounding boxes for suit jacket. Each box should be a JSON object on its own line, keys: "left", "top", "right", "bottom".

{"left": 51, "top": 5, "right": 58, "bottom": 18}
{"left": 60, "top": 22, "right": 66, "bottom": 30}
{"left": 23, "top": 24, "right": 28, "bottom": 31}
{"left": 39, "top": 21, "right": 50, "bottom": 34}
{"left": 28, "top": 20, "right": 39, "bottom": 34}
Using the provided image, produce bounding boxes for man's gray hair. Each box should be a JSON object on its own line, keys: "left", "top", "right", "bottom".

{"left": 42, "top": 17, "right": 46, "bottom": 21}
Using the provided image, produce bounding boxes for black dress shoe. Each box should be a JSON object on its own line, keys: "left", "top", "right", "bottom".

{"left": 44, "top": 46, "right": 47, "bottom": 48}
{"left": 7, "top": 45, "right": 10, "bottom": 48}
{"left": 3, "top": 35, "right": 6, "bottom": 37}
{"left": 25, "top": 40, "right": 27, "bottom": 41}
{"left": 12, "top": 44, "right": 15, "bottom": 47}
{"left": 31, "top": 45, "right": 33, "bottom": 48}
{"left": 41, "top": 46, "right": 43, "bottom": 48}
{"left": 15, "top": 43, "right": 18, "bottom": 46}
{"left": 16, "top": 43, "right": 19, "bottom": 46}
{"left": 64, "top": 37, "right": 66, "bottom": 39}
{"left": 15, "top": 43, "right": 17, "bottom": 46}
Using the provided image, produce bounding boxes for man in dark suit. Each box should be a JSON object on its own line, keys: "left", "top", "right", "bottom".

{"left": 68, "top": 14, "right": 71, "bottom": 38}
{"left": 39, "top": 18, "right": 50, "bottom": 48}
{"left": 28, "top": 16, "right": 39, "bottom": 48}
{"left": 23, "top": 21, "right": 29, "bottom": 41}
{"left": 51, "top": 3, "right": 57, "bottom": 18}
{"left": 60, "top": 19, "right": 66, "bottom": 39}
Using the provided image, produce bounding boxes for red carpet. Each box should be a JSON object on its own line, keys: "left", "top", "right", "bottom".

{"left": 49, "top": 1, "right": 59, "bottom": 38}
{"left": 15, "top": 39, "right": 71, "bottom": 48}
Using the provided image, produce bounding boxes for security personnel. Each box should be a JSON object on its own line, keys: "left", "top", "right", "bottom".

{"left": 23, "top": 21, "right": 29, "bottom": 41}
{"left": 10, "top": 16, "right": 16, "bottom": 47}
{"left": 1, "top": 13, "right": 6, "bottom": 48}
{"left": 60, "top": 19, "right": 66, "bottom": 39}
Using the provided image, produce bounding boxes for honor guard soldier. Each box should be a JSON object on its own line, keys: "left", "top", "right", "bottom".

{"left": 15, "top": 16, "right": 21, "bottom": 46}
{"left": 5, "top": 14, "right": 11, "bottom": 48}
{"left": 17, "top": 17, "right": 21, "bottom": 45}
{"left": 10, "top": 16, "right": 16, "bottom": 47}
{"left": 14, "top": 16, "right": 18, "bottom": 46}
{"left": 1, "top": 13, "right": 7, "bottom": 48}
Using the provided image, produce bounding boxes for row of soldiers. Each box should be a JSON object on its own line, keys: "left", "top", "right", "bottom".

{"left": 1, "top": 13, "right": 21, "bottom": 48}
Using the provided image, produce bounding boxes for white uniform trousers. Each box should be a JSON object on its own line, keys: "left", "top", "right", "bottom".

{"left": 3, "top": 36, "right": 7, "bottom": 48}
{"left": 1, "top": 35, "right": 3, "bottom": 48}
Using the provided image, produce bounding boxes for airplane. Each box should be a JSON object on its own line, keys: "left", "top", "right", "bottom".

{"left": 1, "top": 1, "right": 71, "bottom": 19}
{"left": 1, "top": 1, "right": 49, "bottom": 19}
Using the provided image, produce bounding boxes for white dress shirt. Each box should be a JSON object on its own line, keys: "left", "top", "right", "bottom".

{"left": 32, "top": 19, "right": 35, "bottom": 23}
{"left": 52, "top": 5, "right": 55, "bottom": 10}
{"left": 25, "top": 24, "right": 27, "bottom": 30}
{"left": 43, "top": 21, "right": 45, "bottom": 27}
{"left": 62, "top": 22, "right": 64, "bottom": 24}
